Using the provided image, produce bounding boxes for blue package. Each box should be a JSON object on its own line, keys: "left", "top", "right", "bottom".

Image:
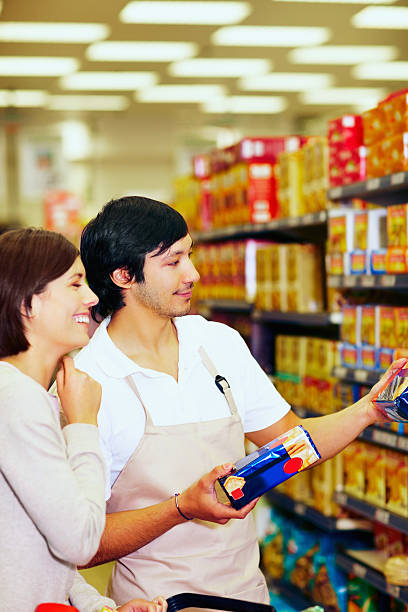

{"left": 218, "top": 425, "right": 320, "bottom": 510}
{"left": 374, "top": 364, "right": 408, "bottom": 422}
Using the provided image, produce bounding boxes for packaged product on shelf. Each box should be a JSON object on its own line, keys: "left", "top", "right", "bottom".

{"left": 284, "top": 521, "right": 320, "bottom": 594}
{"left": 376, "top": 346, "right": 395, "bottom": 372}
{"left": 364, "top": 444, "right": 387, "bottom": 507}
{"left": 337, "top": 146, "right": 367, "bottom": 185}
{"left": 385, "top": 450, "right": 408, "bottom": 517}
{"left": 342, "top": 441, "right": 366, "bottom": 499}
{"left": 311, "top": 545, "right": 348, "bottom": 612}
{"left": 339, "top": 343, "right": 359, "bottom": 368}
{"left": 387, "top": 204, "right": 408, "bottom": 247}
{"left": 382, "top": 132, "right": 408, "bottom": 176}
{"left": 280, "top": 466, "right": 312, "bottom": 504}
{"left": 386, "top": 246, "right": 408, "bottom": 274}
{"left": 350, "top": 211, "right": 369, "bottom": 274}
{"left": 311, "top": 457, "right": 342, "bottom": 516}
{"left": 270, "top": 243, "right": 288, "bottom": 311}
{"left": 260, "top": 506, "right": 289, "bottom": 580}
{"left": 361, "top": 305, "right": 377, "bottom": 346}
{"left": 341, "top": 305, "right": 362, "bottom": 346}
{"left": 377, "top": 305, "right": 397, "bottom": 348}
{"left": 347, "top": 576, "right": 379, "bottom": 612}
{"left": 367, "top": 208, "right": 387, "bottom": 275}
{"left": 395, "top": 307, "right": 408, "bottom": 349}
{"left": 288, "top": 148, "right": 305, "bottom": 217}
{"left": 328, "top": 115, "right": 364, "bottom": 152}
{"left": 218, "top": 425, "right": 320, "bottom": 510}
{"left": 328, "top": 115, "right": 364, "bottom": 187}
{"left": 286, "top": 244, "right": 323, "bottom": 313}
{"left": 382, "top": 89, "right": 408, "bottom": 136}
{"left": 327, "top": 208, "right": 355, "bottom": 275}
{"left": 362, "top": 105, "right": 386, "bottom": 147}
{"left": 359, "top": 345, "right": 377, "bottom": 370}
{"left": 366, "top": 140, "right": 385, "bottom": 179}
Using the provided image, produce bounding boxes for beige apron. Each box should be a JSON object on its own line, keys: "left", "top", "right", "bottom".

{"left": 106, "top": 347, "right": 268, "bottom": 609}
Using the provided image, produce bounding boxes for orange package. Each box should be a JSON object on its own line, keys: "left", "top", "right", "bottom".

{"left": 382, "top": 132, "right": 408, "bottom": 175}
{"left": 362, "top": 105, "right": 386, "bottom": 146}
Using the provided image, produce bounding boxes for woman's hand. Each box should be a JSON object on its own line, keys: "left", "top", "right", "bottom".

{"left": 117, "top": 595, "right": 167, "bottom": 612}
{"left": 363, "top": 358, "right": 408, "bottom": 424}
{"left": 56, "top": 355, "right": 101, "bottom": 426}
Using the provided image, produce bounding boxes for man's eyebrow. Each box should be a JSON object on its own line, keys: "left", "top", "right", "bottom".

{"left": 164, "top": 242, "right": 194, "bottom": 258}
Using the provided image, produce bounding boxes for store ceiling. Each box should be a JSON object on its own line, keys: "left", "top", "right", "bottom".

{"left": 1, "top": 0, "right": 408, "bottom": 126}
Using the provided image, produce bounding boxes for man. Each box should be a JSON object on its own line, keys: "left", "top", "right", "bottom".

{"left": 76, "top": 195, "right": 399, "bottom": 606}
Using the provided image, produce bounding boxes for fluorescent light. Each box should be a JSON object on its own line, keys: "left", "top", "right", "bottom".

{"left": 169, "top": 58, "right": 271, "bottom": 78}
{"left": 87, "top": 41, "right": 198, "bottom": 62}
{"left": 137, "top": 85, "right": 226, "bottom": 102}
{"left": 212, "top": 26, "right": 330, "bottom": 47}
{"left": 300, "top": 87, "right": 385, "bottom": 106}
{"left": 48, "top": 95, "right": 129, "bottom": 111}
{"left": 0, "top": 22, "right": 108, "bottom": 42}
{"left": 0, "top": 90, "right": 48, "bottom": 107}
{"left": 289, "top": 45, "right": 397, "bottom": 64}
{"left": 352, "top": 6, "right": 408, "bottom": 28}
{"left": 240, "top": 72, "right": 333, "bottom": 91}
{"left": 202, "top": 95, "right": 287, "bottom": 114}
{"left": 0, "top": 57, "right": 78, "bottom": 76}
{"left": 275, "top": 0, "right": 395, "bottom": 3}
{"left": 353, "top": 62, "right": 408, "bottom": 80}
{"left": 61, "top": 72, "right": 157, "bottom": 90}
{"left": 120, "top": 1, "right": 250, "bottom": 24}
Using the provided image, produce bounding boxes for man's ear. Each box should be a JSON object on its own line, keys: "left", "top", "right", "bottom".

{"left": 110, "top": 267, "right": 134, "bottom": 288}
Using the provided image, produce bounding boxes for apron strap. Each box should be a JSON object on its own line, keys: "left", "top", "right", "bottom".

{"left": 125, "top": 374, "right": 154, "bottom": 427}
{"left": 199, "top": 346, "right": 239, "bottom": 417}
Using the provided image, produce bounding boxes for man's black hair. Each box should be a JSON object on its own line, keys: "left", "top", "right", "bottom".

{"left": 80, "top": 195, "right": 188, "bottom": 319}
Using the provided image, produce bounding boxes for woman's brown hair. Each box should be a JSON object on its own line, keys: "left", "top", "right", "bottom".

{"left": 0, "top": 228, "right": 78, "bottom": 357}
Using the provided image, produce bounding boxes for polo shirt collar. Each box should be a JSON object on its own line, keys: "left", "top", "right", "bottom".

{"left": 91, "top": 315, "right": 202, "bottom": 379}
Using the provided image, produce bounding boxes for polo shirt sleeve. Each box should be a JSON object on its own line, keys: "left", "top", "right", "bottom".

{"left": 227, "top": 328, "right": 291, "bottom": 433}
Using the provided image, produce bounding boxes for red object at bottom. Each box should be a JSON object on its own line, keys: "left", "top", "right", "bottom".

{"left": 35, "top": 605, "right": 79, "bottom": 611}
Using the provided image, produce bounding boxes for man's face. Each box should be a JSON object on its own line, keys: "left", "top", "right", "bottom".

{"left": 132, "top": 234, "right": 200, "bottom": 318}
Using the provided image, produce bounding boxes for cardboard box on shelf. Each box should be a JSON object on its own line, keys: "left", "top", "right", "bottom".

{"left": 387, "top": 204, "right": 408, "bottom": 248}
{"left": 366, "top": 139, "right": 385, "bottom": 179}
{"left": 365, "top": 445, "right": 387, "bottom": 507}
{"left": 381, "top": 90, "right": 408, "bottom": 136}
{"left": 342, "top": 441, "right": 366, "bottom": 499}
{"left": 395, "top": 307, "right": 408, "bottom": 349}
{"left": 386, "top": 450, "right": 408, "bottom": 517}
{"left": 362, "top": 105, "right": 386, "bottom": 146}
{"left": 382, "top": 132, "right": 408, "bottom": 175}
{"left": 328, "top": 114, "right": 364, "bottom": 152}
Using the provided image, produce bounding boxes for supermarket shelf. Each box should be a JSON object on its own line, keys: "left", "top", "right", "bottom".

{"left": 359, "top": 426, "right": 408, "bottom": 454}
{"left": 336, "top": 551, "right": 408, "bottom": 604}
{"left": 266, "top": 490, "right": 371, "bottom": 533}
{"left": 327, "top": 172, "right": 408, "bottom": 206}
{"left": 253, "top": 310, "right": 342, "bottom": 326}
{"left": 198, "top": 299, "right": 252, "bottom": 312}
{"left": 328, "top": 275, "right": 408, "bottom": 289}
{"left": 334, "top": 491, "right": 408, "bottom": 534}
{"left": 267, "top": 578, "right": 317, "bottom": 611}
{"left": 192, "top": 211, "right": 328, "bottom": 242}
{"left": 333, "top": 365, "right": 381, "bottom": 386}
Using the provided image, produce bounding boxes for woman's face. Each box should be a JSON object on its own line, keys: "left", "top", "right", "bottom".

{"left": 28, "top": 256, "right": 98, "bottom": 356}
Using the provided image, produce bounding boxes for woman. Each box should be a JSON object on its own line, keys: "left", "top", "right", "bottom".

{"left": 0, "top": 228, "right": 166, "bottom": 612}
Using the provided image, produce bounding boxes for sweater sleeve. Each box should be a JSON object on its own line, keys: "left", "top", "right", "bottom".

{"left": 0, "top": 383, "right": 107, "bottom": 566}
{"left": 69, "top": 571, "right": 117, "bottom": 612}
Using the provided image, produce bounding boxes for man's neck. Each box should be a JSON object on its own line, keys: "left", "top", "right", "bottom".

{"left": 107, "top": 304, "right": 179, "bottom": 378}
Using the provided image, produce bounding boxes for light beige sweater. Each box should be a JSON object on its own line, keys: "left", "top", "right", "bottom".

{"left": 0, "top": 362, "right": 115, "bottom": 611}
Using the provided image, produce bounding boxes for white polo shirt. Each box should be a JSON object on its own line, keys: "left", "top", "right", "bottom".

{"left": 75, "top": 315, "right": 290, "bottom": 500}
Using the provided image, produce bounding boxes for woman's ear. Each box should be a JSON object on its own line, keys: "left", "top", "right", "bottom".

{"left": 25, "top": 294, "right": 41, "bottom": 320}
{"left": 110, "top": 267, "right": 134, "bottom": 288}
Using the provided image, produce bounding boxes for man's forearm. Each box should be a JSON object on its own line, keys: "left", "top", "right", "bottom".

{"left": 81, "top": 496, "right": 185, "bottom": 567}
{"left": 302, "top": 396, "right": 372, "bottom": 462}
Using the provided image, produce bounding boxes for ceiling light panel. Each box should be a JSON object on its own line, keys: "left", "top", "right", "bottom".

{"left": 202, "top": 95, "right": 287, "bottom": 113}
{"left": 289, "top": 45, "right": 397, "bottom": 65}
{"left": 300, "top": 87, "right": 385, "bottom": 105}
{"left": 0, "top": 22, "right": 109, "bottom": 42}
{"left": 48, "top": 95, "right": 129, "bottom": 111}
{"left": 212, "top": 26, "right": 330, "bottom": 47}
{"left": 0, "top": 90, "right": 48, "bottom": 107}
{"left": 120, "top": 1, "right": 250, "bottom": 25}
{"left": 240, "top": 72, "right": 333, "bottom": 91}
{"left": 169, "top": 58, "right": 271, "bottom": 78}
{"left": 61, "top": 72, "right": 157, "bottom": 90}
{"left": 352, "top": 62, "right": 408, "bottom": 80}
{"left": 352, "top": 6, "right": 408, "bottom": 28}
{"left": 87, "top": 41, "right": 198, "bottom": 62}
{"left": 137, "top": 85, "right": 226, "bottom": 102}
{"left": 0, "top": 57, "right": 78, "bottom": 76}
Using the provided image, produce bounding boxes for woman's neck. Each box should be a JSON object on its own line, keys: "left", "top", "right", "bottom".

{"left": 1, "top": 347, "right": 59, "bottom": 390}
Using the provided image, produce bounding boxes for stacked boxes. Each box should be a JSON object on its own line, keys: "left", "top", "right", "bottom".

{"left": 386, "top": 204, "right": 408, "bottom": 274}
{"left": 327, "top": 115, "right": 366, "bottom": 186}
{"left": 255, "top": 243, "right": 323, "bottom": 313}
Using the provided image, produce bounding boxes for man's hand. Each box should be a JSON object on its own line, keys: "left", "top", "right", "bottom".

{"left": 177, "top": 463, "right": 258, "bottom": 524}
{"left": 117, "top": 595, "right": 167, "bottom": 612}
{"left": 360, "top": 358, "right": 408, "bottom": 424}
{"left": 56, "top": 355, "right": 102, "bottom": 426}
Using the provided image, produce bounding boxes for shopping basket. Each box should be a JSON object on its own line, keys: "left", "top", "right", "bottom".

{"left": 166, "top": 592, "right": 275, "bottom": 611}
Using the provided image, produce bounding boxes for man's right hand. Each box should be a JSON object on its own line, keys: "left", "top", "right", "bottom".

{"left": 176, "top": 463, "right": 258, "bottom": 524}
{"left": 56, "top": 355, "right": 102, "bottom": 426}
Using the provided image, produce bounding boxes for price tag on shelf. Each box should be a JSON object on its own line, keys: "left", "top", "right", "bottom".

{"left": 334, "top": 366, "right": 347, "bottom": 379}
{"left": 319, "top": 211, "right": 327, "bottom": 222}
{"left": 374, "top": 508, "right": 390, "bottom": 524}
{"left": 373, "top": 430, "right": 396, "bottom": 448}
{"left": 328, "top": 276, "right": 341, "bottom": 288}
{"left": 397, "top": 436, "right": 408, "bottom": 452}
{"left": 352, "top": 563, "right": 367, "bottom": 579}
{"left": 336, "top": 492, "right": 347, "bottom": 506}
{"left": 355, "top": 369, "right": 368, "bottom": 383}
{"left": 329, "top": 187, "right": 342, "bottom": 199}
{"left": 345, "top": 276, "right": 357, "bottom": 287}
{"left": 287, "top": 217, "right": 298, "bottom": 227}
{"left": 303, "top": 214, "right": 313, "bottom": 225}
{"left": 294, "top": 503, "right": 306, "bottom": 516}
{"left": 367, "top": 178, "right": 381, "bottom": 190}
{"left": 362, "top": 276, "right": 374, "bottom": 287}
{"left": 386, "top": 584, "right": 401, "bottom": 598}
{"left": 380, "top": 275, "right": 396, "bottom": 287}
{"left": 391, "top": 172, "right": 405, "bottom": 186}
